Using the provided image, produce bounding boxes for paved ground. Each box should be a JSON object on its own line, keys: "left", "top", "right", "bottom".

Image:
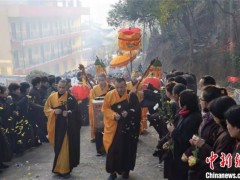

{"left": 0, "top": 125, "right": 164, "bottom": 180}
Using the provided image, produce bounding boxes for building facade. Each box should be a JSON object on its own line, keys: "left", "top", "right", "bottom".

{"left": 0, "top": 0, "right": 90, "bottom": 75}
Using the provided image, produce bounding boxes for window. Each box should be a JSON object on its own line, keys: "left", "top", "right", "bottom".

{"left": 26, "top": 22, "right": 30, "bottom": 39}
{"left": 28, "top": 48, "right": 32, "bottom": 64}
{"left": 11, "top": 23, "right": 16, "bottom": 39}
{"left": 13, "top": 51, "right": 19, "bottom": 68}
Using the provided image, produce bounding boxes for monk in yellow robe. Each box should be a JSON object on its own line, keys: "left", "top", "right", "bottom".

{"left": 44, "top": 80, "right": 79, "bottom": 178}
{"left": 102, "top": 77, "right": 141, "bottom": 180}
{"left": 89, "top": 73, "right": 114, "bottom": 154}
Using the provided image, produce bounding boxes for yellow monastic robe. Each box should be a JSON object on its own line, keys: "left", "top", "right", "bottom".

{"left": 140, "top": 107, "right": 148, "bottom": 133}
{"left": 89, "top": 84, "right": 112, "bottom": 140}
{"left": 101, "top": 89, "right": 128, "bottom": 153}
{"left": 44, "top": 92, "right": 70, "bottom": 174}
{"left": 127, "top": 81, "right": 148, "bottom": 133}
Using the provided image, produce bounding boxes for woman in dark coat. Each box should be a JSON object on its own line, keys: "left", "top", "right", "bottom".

{"left": 225, "top": 105, "right": 240, "bottom": 173}
{"left": 7, "top": 83, "right": 23, "bottom": 153}
{"left": 8, "top": 83, "right": 28, "bottom": 153}
{"left": 0, "top": 85, "right": 12, "bottom": 169}
{"left": 163, "top": 83, "right": 187, "bottom": 179}
{"left": 190, "top": 96, "right": 236, "bottom": 178}
{"left": 16, "top": 82, "right": 35, "bottom": 149}
{"left": 166, "top": 90, "right": 202, "bottom": 179}
{"left": 187, "top": 86, "right": 226, "bottom": 179}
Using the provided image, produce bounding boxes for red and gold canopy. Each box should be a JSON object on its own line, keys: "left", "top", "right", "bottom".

{"left": 118, "top": 28, "right": 141, "bottom": 51}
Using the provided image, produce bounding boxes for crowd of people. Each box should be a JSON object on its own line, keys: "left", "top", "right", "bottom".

{"left": 0, "top": 67, "right": 240, "bottom": 180}
{"left": 0, "top": 75, "right": 73, "bottom": 175}
{"left": 145, "top": 71, "right": 240, "bottom": 180}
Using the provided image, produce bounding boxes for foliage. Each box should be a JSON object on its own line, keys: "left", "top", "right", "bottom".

{"left": 108, "top": 0, "right": 240, "bottom": 79}
{"left": 218, "top": 38, "right": 240, "bottom": 68}
{"left": 25, "top": 70, "right": 49, "bottom": 83}
{"left": 107, "top": 0, "right": 160, "bottom": 28}
{"left": 154, "top": 89, "right": 174, "bottom": 122}
{"left": 181, "top": 143, "right": 199, "bottom": 167}
{"left": 159, "top": 0, "right": 181, "bottom": 24}
{"left": 226, "top": 53, "right": 240, "bottom": 68}
{"left": 107, "top": 0, "right": 128, "bottom": 28}
{"left": 168, "top": 141, "right": 174, "bottom": 158}
{"left": 158, "top": 0, "right": 191, "bottom": 24}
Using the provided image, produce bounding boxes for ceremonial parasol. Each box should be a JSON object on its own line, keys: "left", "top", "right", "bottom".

{"left": 110, "top": 50, "right": 138, "bottom": 68}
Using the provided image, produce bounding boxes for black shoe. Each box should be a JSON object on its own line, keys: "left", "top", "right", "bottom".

{"left": 41, "top": 138, "right": 49, "bottom": 143}
{"left": 34, "top": 142, "right": 42, "bottom": 147}
{"left": 58, "top": 173, "right": 70, "bottom": 179}
{"left": 0, "top": 163, "right": 9, "bottom": 169}
{"left": 153, "top": 150, "right": 160, "bottom": 157}
{"left": 14, "top": 149, "right": 24, "bottom": 155}
{"left": 108, "top": 173, "right": 117, "bottom": 180}
{"left": 96, "top": 152, "right": 103, "bottom": 156}
{"left": 122, "top": 171, "right": 129, "bottom": 179}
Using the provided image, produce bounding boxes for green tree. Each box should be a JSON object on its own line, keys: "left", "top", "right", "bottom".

{"left": 107, "top": 0, "right": 160, "bottom": 31}
{"left": 158, "top": 0, "right": 197, "bottom": 72}
{"left": 214, "top": 0, "right": 239, "bottom": 41}
{"left": 107, "top": 0, "right": 128, "bottom": 28}
{"left": 214, "top": 0, "right": 240, "bottom": 75}
{"left": 25, "top": 70, "right": 48, "bottom": 83}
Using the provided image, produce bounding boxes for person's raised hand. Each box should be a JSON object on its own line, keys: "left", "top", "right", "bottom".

{"left": 121, "top": 111, "right": 128, "bottom": 118}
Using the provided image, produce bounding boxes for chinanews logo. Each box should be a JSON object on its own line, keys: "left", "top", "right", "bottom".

{"left": 206, "top": 172, "right": 240, "bottom": 179}
{"left": 205, "top": 151, "right": 240, "bottom": 179}
{"left": 205, "top": 151, "right": 240, "bottom": 170}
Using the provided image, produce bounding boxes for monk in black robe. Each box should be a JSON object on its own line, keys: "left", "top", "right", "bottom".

{"left": 44, "top": 80, "right": 80, "bottom": 178}
{"left": 102, "top": 77, "right": 141, "bottom": 180}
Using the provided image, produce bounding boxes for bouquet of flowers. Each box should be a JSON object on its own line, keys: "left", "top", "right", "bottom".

{"left": 153, "top": 89, "right": 174, "bottom": 123}
{"left": 181, "top": 135, "right": 200, "bottom": 167}
{"left": 162, "top": 139, "right": 175, "bottom": 159}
